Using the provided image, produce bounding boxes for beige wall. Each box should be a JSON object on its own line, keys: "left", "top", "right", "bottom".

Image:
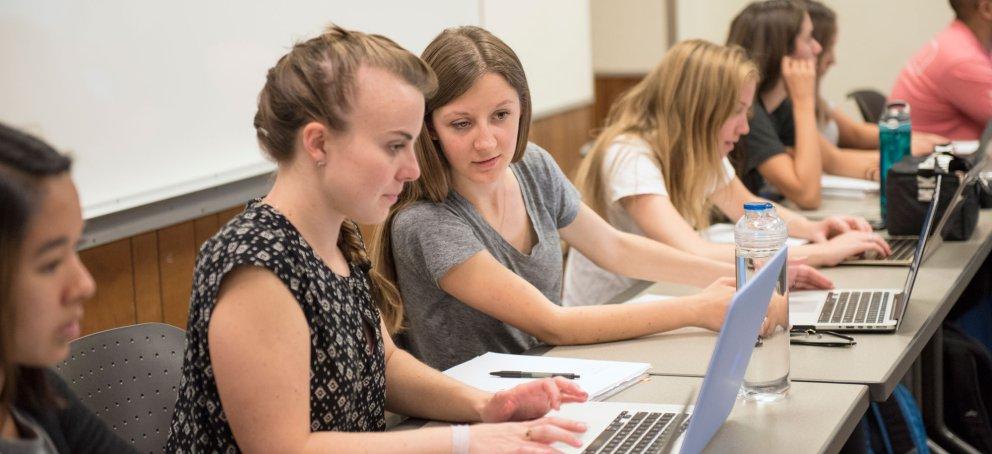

{"left": 593, "top": 0, "right": 955, "bottom": 116}
{"left": 591, "top": 0, "right": 668, "bottom": 74}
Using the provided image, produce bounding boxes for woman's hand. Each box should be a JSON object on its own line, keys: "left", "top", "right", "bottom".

{"left": 800, "top": 215, "right": 874, "bottom": 243}
{"left": 911, "top": 132, "right": 951, "bottom": 156}
{"left": 692, "top": 277, "right": 737, "bottom": 332}
{"left": 469, "top": 417, "right": 587, "bottom": 453}
{"left": 781, "top": 56, "right": 817, "bottom": 107}
{"left": 480, "top": 377, "right": 589, "bottom": 423}
{"left": 806, "top": 231, "right": 892, "bottom": 266}
{"left": 787, "top": 257, "right": 833, "bottom": 290}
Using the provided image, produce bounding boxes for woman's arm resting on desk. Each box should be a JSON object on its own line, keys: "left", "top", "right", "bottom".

{"left": 208, "top": 267, "right": 584, "bottom": 453}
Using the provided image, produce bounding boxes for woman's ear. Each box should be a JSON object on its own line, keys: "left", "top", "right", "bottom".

{"left": 300, "top": 121, "right": 330, "bottom": 167}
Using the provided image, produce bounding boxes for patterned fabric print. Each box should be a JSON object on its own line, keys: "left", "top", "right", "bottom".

{"left": 165, "top": 202, "right": 386, "bottom": 453}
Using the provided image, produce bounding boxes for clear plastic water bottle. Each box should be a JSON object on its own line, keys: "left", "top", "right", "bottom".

{"left": 735, "top": 202, "right": 790, "bottom": 401}
{"left": 879, "top": 101, "right": 912, "bottom": 224}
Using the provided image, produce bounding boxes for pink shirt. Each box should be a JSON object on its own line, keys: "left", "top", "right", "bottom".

{"left": 891, "top": 20, "right": 992, "bottom": 140}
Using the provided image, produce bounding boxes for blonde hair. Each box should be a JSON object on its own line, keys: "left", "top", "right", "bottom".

{"left": 253, "top": 25, "right": 436, "bottom": 317}
{"left": 370, "top": 26, "right": 532, "bottom": 333}
{"left": 575, "top": 40, "right": 758, "bottom": 229}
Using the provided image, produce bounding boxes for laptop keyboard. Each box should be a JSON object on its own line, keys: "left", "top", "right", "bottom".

{"left": 887, "top": 238, "right": 916, "bottom": 261}
{"left": 582, "top": 411, "right": 689, "bottom": 454}
{"left": 818, "top": 291, "right": 891, "bottom": 324}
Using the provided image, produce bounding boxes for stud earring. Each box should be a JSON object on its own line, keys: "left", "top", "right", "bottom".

{"left": 316, "top": 160, "right": 326, "bottom": 168}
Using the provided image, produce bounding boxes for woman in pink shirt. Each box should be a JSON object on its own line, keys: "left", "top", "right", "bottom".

{"left": 891, "top": 0, "right": 992, "bottom": 140}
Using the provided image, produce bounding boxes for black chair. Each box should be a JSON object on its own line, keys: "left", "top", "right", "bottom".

{"left": 55, "top": 323, "right": 185, "bottom": 454}
{"left": 847, "top": 89, "right": 888, "bottom": 123}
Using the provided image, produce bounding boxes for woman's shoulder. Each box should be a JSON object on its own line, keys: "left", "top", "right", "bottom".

{"left": 197, "top": 202, "right": 299, "bottom": 269}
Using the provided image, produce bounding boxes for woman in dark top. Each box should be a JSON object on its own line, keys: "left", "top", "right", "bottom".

{"left": 727, "top": 0, "right": 879, "bottom": 209}
{"left": 0, "top": 122, "right": 134, "bottom": 453}
{"left": 166, "top": 25, "right": 587, "bottom": 453}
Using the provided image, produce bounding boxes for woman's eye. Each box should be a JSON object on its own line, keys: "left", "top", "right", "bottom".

{"left": 452, "top": 121, "right": 470, "bottom": 130}
{"left": 38, "top": 260, "right": 62, "bottom": 274}
{"left": 494, "top": 111, "right": 509, "bottom": 121}
{"left": 389, "top": 143, "right": 405, "bottom": 153}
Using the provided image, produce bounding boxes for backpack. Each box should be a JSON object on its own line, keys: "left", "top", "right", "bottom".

{"left": 943, "top": 323, "right": 992, "bottom": 452}
{"left": 841, "top": 384, "right": 930, "bottom": 454}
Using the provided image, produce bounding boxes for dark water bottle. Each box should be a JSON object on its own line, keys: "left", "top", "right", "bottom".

{"left": 879, "top": 101, "right": 912, "bottom": 224}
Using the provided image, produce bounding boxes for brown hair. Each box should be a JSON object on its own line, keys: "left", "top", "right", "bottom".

{"left": 370, "top": 26, "right": 532, "bottom": 333}
{"left": 253, "top": 24, "right": 436, "bottom": 317}
{"left": 806, "top": 0, "right": 837, "bottom": 127}
{"left": 575, "top": 40, "right": 759, "bottom": 229}
{"left": 727, "top": 0, "right": 807, "bottom": 97}
{"left": 0, "top": 122, "right": 73, "bottom": 425}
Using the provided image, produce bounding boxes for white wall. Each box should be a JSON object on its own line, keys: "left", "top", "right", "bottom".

{"left": 482, "top": 0, "right": 594, "bottom": 115}
{"left": 1, "top": 1, "right": 593, "bottom": 219}
{"left": 592, "top": 0, "right": 955, "bottom": 116}
{"left": 677, "top": 0, "right": 953, "bottom": 115}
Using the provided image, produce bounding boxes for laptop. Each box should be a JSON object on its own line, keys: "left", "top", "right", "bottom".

{"left": 790, "top": 183, "right": 940, "bottom": 333}
{"left": 551, "top": 247, "right": 787, "bottom": 453}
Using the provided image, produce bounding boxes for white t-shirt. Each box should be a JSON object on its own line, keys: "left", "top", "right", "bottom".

{"left": 562, "top": 136, "right": 736, "bottom": 307}
{"left": 819, "top": 101, "right": 840, "bottom": 146}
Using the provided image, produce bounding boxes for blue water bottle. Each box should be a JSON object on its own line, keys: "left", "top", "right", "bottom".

{"left": 879, "top": 101, "right": 912, "bottom": 224}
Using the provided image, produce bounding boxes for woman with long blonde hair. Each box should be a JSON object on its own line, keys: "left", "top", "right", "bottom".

{"left": 565, "top": 40, "right": 890, "bottom": 307}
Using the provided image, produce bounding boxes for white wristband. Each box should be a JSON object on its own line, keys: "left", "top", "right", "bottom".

{"left": 451, "top": 424, "right": 470, "bottom": 454}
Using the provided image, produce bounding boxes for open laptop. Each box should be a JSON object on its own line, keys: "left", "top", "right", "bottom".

{"left": 791, "top": 183, "right": 940, "bottom": 333}
{"left": 551, "top": 247, "right": 787, "bottom": 453}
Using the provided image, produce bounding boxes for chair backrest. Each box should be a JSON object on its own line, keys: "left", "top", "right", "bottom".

{"left": 846, "top": 89, "right": 888, "bottom": 123}
{"left": 54, "top": 323, "right": 185, "bottom": 454}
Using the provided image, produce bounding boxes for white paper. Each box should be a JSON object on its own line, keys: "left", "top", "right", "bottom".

{"left": 444, "top": 352, "right": 649, "bottom": 400}
{"left": 952, "top": 140, "right": 980, "bottom": 155}
{"left": 624, "top": 293, "right": 675, "bottom": 304}
{"left": 702, "top": 223, "right": 809, "bottom": 247}
{"left": 821, "top": 174, "right": 879, "bottom": 192}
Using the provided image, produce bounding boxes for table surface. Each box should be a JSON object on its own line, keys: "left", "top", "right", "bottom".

{"left": 545, "top": 195, "right": 992, "bottom": 401}
{"left": 599, "top": 375, "right": 869, "bottom": 454}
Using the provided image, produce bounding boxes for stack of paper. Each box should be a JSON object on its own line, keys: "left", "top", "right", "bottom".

{"left": 702, "top": 223, "right": 808, "bottom": 247}
{"left": 444, "top": 352, "right": 649, "bottom": 401}
{"left": 821, "top": 174, "right": 879, "bottom": 200}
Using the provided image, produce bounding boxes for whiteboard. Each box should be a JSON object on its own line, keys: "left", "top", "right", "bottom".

{"left": 1, "top": 1, "right": 593, "bottom": 220}
{"left": 0, "top": 1, "right": 478, "bottom": 218}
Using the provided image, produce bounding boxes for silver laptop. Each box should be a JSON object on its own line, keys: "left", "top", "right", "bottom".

{"left": 791, "top": 184, "right": 940, "bottom": 333}
{"left": 551, "top": 248, "right": 787, "bottom": 453}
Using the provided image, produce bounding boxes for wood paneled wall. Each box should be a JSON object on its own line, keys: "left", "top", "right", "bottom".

{"left": 78, "top": 103, "right": 595, "bottom": 335}
{"left": 593, "top": 74, "right": 645, "bottom": 131}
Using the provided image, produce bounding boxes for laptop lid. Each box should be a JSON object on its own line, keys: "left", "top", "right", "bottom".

{"left": 680, "top": 247, "right": 787, "bottom": 453}
{"left": 924, "top": 165, "right": 983, "bottom": 261}
{"left": 893, "top": 182, "right": 941, "bottom": 329}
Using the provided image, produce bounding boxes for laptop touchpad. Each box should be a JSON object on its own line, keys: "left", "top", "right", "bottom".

{"left": 790, "top": 291, "right": 826, "bottom": 315}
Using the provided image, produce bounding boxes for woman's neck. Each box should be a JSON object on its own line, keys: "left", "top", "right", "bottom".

{"left": 761, "top": 80, "right": 789, "bottom": 113}
{"left": 451, "top": 168, "right": 512, "bottom": 210}
{"left": 0, "top": 375, "right": 19, "bottom": 440}
{"left": 263, "top": 167, "right": 345, "bottom": 256}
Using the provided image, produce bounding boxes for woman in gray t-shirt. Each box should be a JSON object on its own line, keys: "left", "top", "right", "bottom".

{"left": 371, "top": 26, "right": 789, "bottom": 372}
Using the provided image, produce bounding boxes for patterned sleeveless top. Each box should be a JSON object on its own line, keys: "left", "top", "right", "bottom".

{"left": 166, "top": 202, "right": 386, "bottom": 453}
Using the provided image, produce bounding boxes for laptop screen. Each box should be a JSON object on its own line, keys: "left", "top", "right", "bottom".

{"left": 895, "top": 182, "right": 941, "bottom": 326}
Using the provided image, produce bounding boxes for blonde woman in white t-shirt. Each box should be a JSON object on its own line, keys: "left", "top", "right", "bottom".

{"left": 566, "top": 40, "right": 891, "bottom": 307}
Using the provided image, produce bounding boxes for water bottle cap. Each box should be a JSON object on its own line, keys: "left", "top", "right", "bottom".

{"left": 743, "top": 202, "right": 773, "bottom": 211}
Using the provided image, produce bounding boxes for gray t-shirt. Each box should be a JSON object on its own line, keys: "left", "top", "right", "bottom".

{"left": 0, "top": 409, "right": 59, "bottom": 454}
{"left": 391, "top": 144, "right": 581, "bottom": 370}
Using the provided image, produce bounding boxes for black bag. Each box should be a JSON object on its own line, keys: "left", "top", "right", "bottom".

{"left": 944, "top": 323, "right": 992, "bottom": 453}
{"left": 885, "top": 153, "right": 980, "bottom": 240}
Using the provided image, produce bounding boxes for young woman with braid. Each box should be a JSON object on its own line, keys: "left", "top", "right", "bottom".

{"left": 565, "top": 40, "right": 889, "bottom": 308}
{"left": 165, "top": 26, "right": 589, "bottom": 453}
{"left": 371, "top": 26, "right": 829, "bottom": 372}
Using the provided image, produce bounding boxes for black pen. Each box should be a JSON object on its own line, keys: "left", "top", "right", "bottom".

{"left": 489, "top": 370, "right": 580, "bottom": 379}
